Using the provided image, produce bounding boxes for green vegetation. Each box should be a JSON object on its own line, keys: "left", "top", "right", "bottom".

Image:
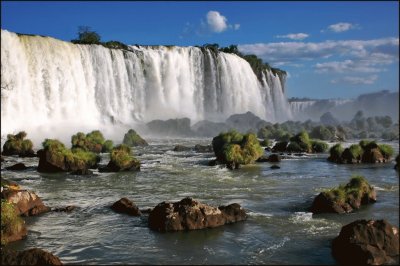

{"left": 328, "top": 140, "right": 394, "bottom": 164}
{"left": 309, "top": 125, "right": 334, "bottom": 140}
{"left": 110, "top": 144, "right": 140, "bottom": 170}
{"left": 259, "top": 138, "right": 270, "bottom": 147}
{"left": 2, "top": 131, "right": 34, "bottom": 156}
{"left": 1, "top": 200, "right": 25, "bottom": 245}
{"left": 323, "top": 175, "right": 374, "bottom": 204}
{"left": 212, "top": 130, "right": 263, "bottom": 169}
{"left": 43, "top": 139, "right": 99, "bottom": 168}
{"left": 71, "top": 130, "right": 113, "bottom": 153}
{"left": 71, "top": 26, "right": 101, "bottom": 44}
{"left": 311, "top": 140, "right": 329, "bottom": 153}
{"left": 102, "top": 140, "right": 114, "bottom": 153}
{"left": 289, "top": 131, "right": 312, "bottom": 153}
{"left": 378, "top": 144, "right": 394, "bottom": 159}
{"left": 122, "top": 129, "right": 148, "bottom": 146}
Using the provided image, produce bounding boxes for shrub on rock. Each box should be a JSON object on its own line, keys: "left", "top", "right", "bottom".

{"left": 341, "top": 144, "right": 363, "bottom": 164}
{"left": 1, "top": 200, "right": 27, "bottom": 245}
{"left": 212, "top": 130, "right": 263, "bottom": 169}
{"left": 71, "top": 130, "right": 113, "bottom": 153}
{"left": 310, "top": 140, "right": 329, "bottom": 153}
{"left": 100, "top": 144, "right": 140, "bottom": 172}
{"left": 37, "top": 139, "right": 100, "bottom": 173}
{"left": 332, "top": 219, "right": 399, "bottom": 265}
{"left": 289, "top": 131, "right": 312, "bottom": 153}
{"left": 122, "top": 129, "right": 148, "bottom": 146}
{"left": 272, "top": 141, "right": 288, "bottom": 152}
{"left": 309, "top": 175, "right": 376, "bottom": 214}
{"left": 2, "top": 131, "right": 35, "bottom": 157}
{"left": 328, "top": 143, "right": 344, "bottom": 163}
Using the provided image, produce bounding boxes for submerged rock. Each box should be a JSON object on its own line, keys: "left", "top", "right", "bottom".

{"left": 1, "top": 248, "right": 63, "bottom": 265}
{"left": 270, "top": 165, "right": 280, "bottom": 169}
{"left": 5, "top": 163, "right": 28, "bottom": 171}
{"left": 173, "top": 145, "right": 191, "bottom": 152}
{"left": 70, "top": 168, "right": 93, "bottom": 175}
{"left": 194, "top": 144, "right": 213, "bottom": 153}
{"left": 256, "top": 155, "right": 269, "bottom": 162}
{"left": 111, "top": 197, "right": 141, "bottom": 216}
{"left": 332, "top": 219, "right": 399, "bottom": 265}
{"left": 148, "top": 197, "right": 246, "bottom": 232}
{"left": 52, "top": 206, "right": 76, "bottom": 212}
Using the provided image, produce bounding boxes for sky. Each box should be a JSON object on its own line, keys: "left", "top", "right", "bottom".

{"left": 1, "top": 1, "right": 399, "bottom": 99}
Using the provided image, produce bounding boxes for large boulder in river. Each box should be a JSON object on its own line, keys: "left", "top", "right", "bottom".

{"left": 37, "top": 139, "right": 99, "bottom": 173}
{"left": 148, "top": 197, "right": 246, "bottom": 232}
{"left": 309, "top": 175, "right": 376, "bottom": 214}
{"left": 1, "top": 188, "right": 50, "bottom": 217}
{"left": 111, "top": 197, "right": 141, "bottom": 216}
{"left": 122, "top": 129, "right": 148, "bottom": 146}
{"left": 332, "top": 219, "right": 399, "bottom": 265}
{"left": 99, "top": 144, "right": 140, "bottom": 172}
{"left": 1, "top": 248, "right": 63, "bottom": 265}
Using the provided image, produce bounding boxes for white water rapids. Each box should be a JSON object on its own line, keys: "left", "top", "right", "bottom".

{"left": 1, "top": 29, "right": 292, "bottom": 144}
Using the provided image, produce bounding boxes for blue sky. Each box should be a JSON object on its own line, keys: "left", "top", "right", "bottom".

{"left": 1, "top": 1, "right": 399, "bottom": 99}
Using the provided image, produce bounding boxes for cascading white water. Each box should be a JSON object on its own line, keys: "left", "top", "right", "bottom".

{"left": 1, "top": 29, "right": 292, "bottom": 144}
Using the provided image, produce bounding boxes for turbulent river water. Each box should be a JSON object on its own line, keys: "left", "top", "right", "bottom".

{"left": 2, "top": 138, "right": 399, "bottom": 265}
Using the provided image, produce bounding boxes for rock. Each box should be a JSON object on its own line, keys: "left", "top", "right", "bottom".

{"left": 1, "top": 155, "right": 4, "bottom": 162}
{"left": 194, "top": 144, "right": 213, "bottom": 153}
{"left": 309, "top": 176, "right": 376, "bottom": 214}
{"left": 208, "top": 159, "right": 217, "bottom": 166}
{"left": 173, "top": 145, "right": 191, "bottom": 152}
{"left": 148, "top": 197, "right": 246, "bottom": 232}
{"left": 225, "top": 111, "right": 268, "bottom": 133}
{"left": 270, "top": 165, "right": 280, "bottom": 169}
{"left": 111, "top": 197, "right": 141, "bottom": 216}
{"left": 5, "top": 163, "right": 28, "bottom": 171}
{"left": 332, "top": 219, "right": 399, "bottom": 265}
{"left": 70, "top": 168, "right": 93, "bottom": 175}
{"left": 140, "top": 208, "right": 153, "bottom": 214}
{"left": 256, "top": 155, "right": 269, "bottom": 162}
{"left": 98, "top": 145, "right": 140, "bottom": 172}
{"left": 52, "top": 206, "right": 76, "bottom": 212}
{"left": 362, "top": 148, "right": 385, "bottom": 163}
{"left": 1, "top": 248, "right": 63, "bottom": 265}
{"left": 191, "top": 120, "right": 230, "bottom": 137}
{"left": 146, "top": 118, "right": 194, "bottom": 137}
{"left": 2, "top": 188, "right": 50, "bottom": 217}
{"left": 265, "top": 147, "right": 271, "bottom": 152}
{"left": 2, "top": 131, "right": 36, "bottom": 157}
{"left": 268, "top": 154, "right": 281, "bottom": 162}
{"left": 122, "top": 129, "right": 148, "bottom": 146}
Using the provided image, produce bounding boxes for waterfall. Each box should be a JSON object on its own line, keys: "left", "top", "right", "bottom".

{"left": 1, "top": 29, "right": 292, "bottom": 144}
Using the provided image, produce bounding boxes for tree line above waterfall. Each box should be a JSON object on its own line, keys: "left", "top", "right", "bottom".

{"left": 68, "top": 26, "right": 286, "bottom": 81}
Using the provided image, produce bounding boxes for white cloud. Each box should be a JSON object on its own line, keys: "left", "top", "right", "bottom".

{"left": 206, "top": 11, "right": 228, "bottom": 33}
{"left": 315, "top": 60, "right": 383, "bottom": 73}
{"left": 331, "top": 75, "right": 378, "bottom": 85}
{"left": 234, "top": 24, "right": 240, "bottom": 30}
{"left": 238, "top": 38, "right": 399, "bottom": 70}
{"left": 327, "top": 22, "right": 358, "bottom": 33}
{"left": 276, "top": 33, "right": 309, "bottom": 40}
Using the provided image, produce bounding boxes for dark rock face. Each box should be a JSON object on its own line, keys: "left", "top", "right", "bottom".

{"left": 70, "top": 168, "right": 93, "bottom": 175}
{"left": 332, "top": 220, "right": 399, "bottom": 265}
{"left": 1, "top": 189, "right": 50, "bottom": 216}
{"left": 173, "top": 145, "right": 191, "bottom": 152}
{"left": 194, "top": 144, "right": 213, "bottom": 153}
{"left": 111, "top": 197, "right": 141, "bottom": 216}
{"left": 256, "top": 155, "right": 269, "bottom": 162}
{"left": 225, "top": 111, "right": 268, "bottom": 133}
{"left": 1, "top": 248, "right": 63, "bottom": 265}
{"left": 362, "top": 148, "right": 386, "bottom": 163}
{"left": 309, "top": 183, "right": 376, "bottom": 214}
{"left": 6, "top": 163, "right": 28, "bottom": 171}
{"left": 208, "top": 159, "right": 218, "bottom": 166}
{"left": 268, "top": 154, "right": 281, "bottom": 162}
{"left": 99, "top": 159, "right": 140, "bottom": 172}
{"left": 52, "top": 206, "right": 76, "bottom": 212}
{"left": 148, "top": 197, "right": 246, "bottom": 232}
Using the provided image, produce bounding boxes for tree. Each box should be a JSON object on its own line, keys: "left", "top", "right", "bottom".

{"left": 71, "top": 26, "right": 101, "bottom": 44}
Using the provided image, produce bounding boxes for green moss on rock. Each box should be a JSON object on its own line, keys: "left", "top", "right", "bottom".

{"left": 1, "top": 200, "right": 26, "bottom": 245}
{"left": 2, "top": 131, "right": 35, "bottom": 157}
{"left": 122, "top": 129, "right": 148, "bottom": 146}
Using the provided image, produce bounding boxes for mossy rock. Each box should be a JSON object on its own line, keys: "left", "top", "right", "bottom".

{"left": 100, "top": 144, "right": 140, "bottom": 172}
{"left": 37, "top": 139, "right": 100, "bottom": 173}
{"left": 211, "top": 130, "right": 263, "bottom": 169}
{"left": 341, "top": 144, "right": 363, "bottom": 164}
{"left": 309, "top": 175, "right": 376, "bottom": 214}
{"left": 122, "top": 129, "right": 148, "bottom": 146}
{"left": 289, "top": 131, "right": 312, "bottom": 153}
{"left": 1, "top": 200, "right": 27, "bottom": 245}
{"left": 272, "top": 141, "right": 288, "bottom": 152}
{"left": 2, "top": 131, "right": 35, "bottom": 157}
{"left": 310, "top": 140, "right": 329, "bottom": 153}
{"left": 71, "top": 130, "right": 113, "bottom": 153}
